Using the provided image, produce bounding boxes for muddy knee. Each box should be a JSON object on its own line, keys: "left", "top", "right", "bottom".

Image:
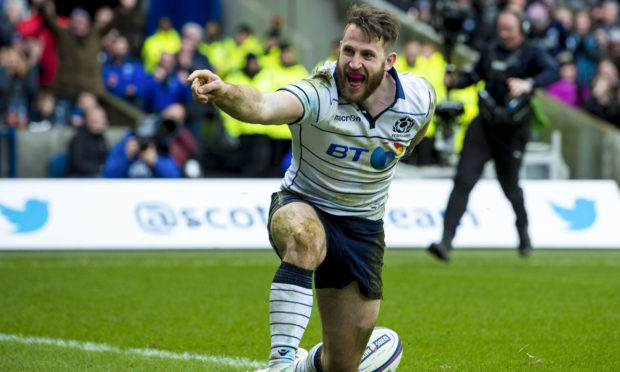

{"left": 270, "top": 203, "right": 326, "bottom": 269}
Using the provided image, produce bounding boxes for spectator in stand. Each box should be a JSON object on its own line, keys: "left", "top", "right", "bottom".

{"left": 141, "top": 16, "right": 180, "bottom": 73}
{"left": 69, "top": 91, "right": 99, "bottom": 127}
{"left": 554, "top": 5, "right": 574, "bottom": 34}
{"left": 313, "top": 38, "right": 340, "bottom": 71}
{"left": 546, "top": 51, "right": 580, "bottom": 106}
{"left": 143, "top": 51, "right": 192, "bottom": 113}
{"left": 213, "top": 53, "right": 280, "bottom": 176}
{"left": 583, "top": 58, "right": 620, "bottom": 122}
{"left": 412, "top": 0, "right": 433, "bottom": 25}
{"left": 526, "top": 1, "right": 568, "bottom": 56}
{"left": 221, "top": 24, "right": 263, "bottom": 77}
{"left": 273, "top": 43, "right": 308, "bottom": 87}
{"left": 0, "top": 0, "right": 26, "bottom": 48}
{"left": 0, "top": 45, "right": 39, "bottom": 129}
{"left": 16, "top": 0, "right": 69, "bottom": 87}
{"left": 175, "top": 22, "right": 212, "bottom": 81}
{"left": 506, "top": 0, "right": 528, "bottom": 12}
{"left": 596, "top": 0, "right": 619, "bottom": 32}
{"left": 41, "top": 2, "right": 114, "bottom": 125}
{"left": 110, "top": 0, "right": 145, "bottom": 58}
{"left": 607, "top": 27, "right": 620, "bottom": 71}
{"left": 102, "top": 35, "right": 149, "bottom": 107}
{"left": 67, "top": 105, "right": 109, "bottom": 177}
{"left": 175, "top": 22, "right": 213, "bottom": 146}
{"left": 471, "top": 0, "right": 500, "bottom": 51}
{"left": 99, "top": 27, "right": 120, "bottom": 64}
{"left": 198, "top": 19, "right": 234, "bottom": 74}
{"left": 161, "top": 103, "right": 198, "bottom": 172}
{"left": 260, "top": 14, "right": 283, "bottom": 68}
{"left": 29, "top": 89, "right": 57, "bottom": 131}
{"left": 103, "top": 114, "right": 181, "bottom": 178}
{"left": 568, "top": 9, "right": 602, "bottom": 98}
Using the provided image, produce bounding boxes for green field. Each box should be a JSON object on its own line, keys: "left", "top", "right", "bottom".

{"left": 1, "top": 249, "right": 618, "bottom": 371}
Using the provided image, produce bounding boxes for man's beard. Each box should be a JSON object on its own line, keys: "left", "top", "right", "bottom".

{"left": 336, "top": 59, "right": 385, "bottom": 104}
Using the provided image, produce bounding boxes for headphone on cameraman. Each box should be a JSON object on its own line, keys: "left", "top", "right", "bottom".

{"left": 500, "top": 7, "right": 530, "bottom": 36}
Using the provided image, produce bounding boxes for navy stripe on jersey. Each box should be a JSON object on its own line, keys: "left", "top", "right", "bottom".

{"left": 296, "top": 168, "right": 381, "bottom": 196}
{"left": 278, "top": 87, "right": 307, "bottom": 125}
{"left": 310, "top": 82, "right": 321, "bottom": 123}
{"left": 289, "top": 84, "right": 311, "bottom": 105}
{"left": 286, "top": 125, "right": 303, "bottom": 189}
{"left": 309, "top": 123, "right": 413, "bottom": 142}
{"left": 388, "top": 108, "right": 428, "bottom": 116}
{"left": 300, "top": 155, "right": 393, "bottom": 185}
{"left": 301, "top": 144, "right": 396, "bottom": 174}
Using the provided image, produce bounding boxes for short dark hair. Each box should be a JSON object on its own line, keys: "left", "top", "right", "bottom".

{"left": 345, "top": 5, "right": 400, "bottom": 53}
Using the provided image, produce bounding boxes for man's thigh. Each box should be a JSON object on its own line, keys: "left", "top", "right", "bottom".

{"left": 317, "top": 282, "right": 380, "bottom": 371}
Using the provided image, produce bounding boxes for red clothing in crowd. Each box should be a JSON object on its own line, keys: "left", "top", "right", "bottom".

{"left": 16, "top": 13, "right": 69, "bottom": 86}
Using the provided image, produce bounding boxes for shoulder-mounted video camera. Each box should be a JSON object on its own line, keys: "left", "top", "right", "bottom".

{"left": 478, "top": 89, "right": 531, "bottom": 127}
{"left": 134, "top": 114, "right": 178, "bottom": 154}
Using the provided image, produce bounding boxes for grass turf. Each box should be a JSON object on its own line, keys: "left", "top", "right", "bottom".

{"left": 0, "top": 249, "right": 618, "bottom": 371}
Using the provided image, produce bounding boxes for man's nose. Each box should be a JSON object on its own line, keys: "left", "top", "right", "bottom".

{"left": 348, "top": 54, "right": 362, "bottom": 70}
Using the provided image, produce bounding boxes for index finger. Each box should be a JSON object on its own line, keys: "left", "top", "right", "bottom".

{"left": 187, "top": 69, "right": 214, "bottom": 83}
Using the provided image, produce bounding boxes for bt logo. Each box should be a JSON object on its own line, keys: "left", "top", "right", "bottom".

{"left": 326, "top": 142, "right": 404, "bottom": 170}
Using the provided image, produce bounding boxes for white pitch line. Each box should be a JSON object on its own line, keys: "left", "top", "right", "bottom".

{"left": 0, "top": 333, "right": 265, "bottom": 370}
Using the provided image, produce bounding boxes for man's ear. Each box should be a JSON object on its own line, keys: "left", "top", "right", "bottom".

{"left": 385, "top": 52, "right": 397, "bottom": 71}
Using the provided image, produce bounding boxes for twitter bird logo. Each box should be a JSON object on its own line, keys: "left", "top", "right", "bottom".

{"left": 551, "top": 198, "right": 596, "bottom": 230}
{"left": 0, "top": 199, "right": 49, "bottom": 233}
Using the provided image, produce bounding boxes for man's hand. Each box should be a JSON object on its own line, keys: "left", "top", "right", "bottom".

{"left": 507, "top": 78, "right": 533, "bottom": 97}
{"left": 444, "top": 71, "right": 457, "bottom": 89}
{"left": 187, "top": 69, "right": 225, "bottom": 104}
{"left": 125, "top": 137, "right": 139, "bottom": 160}
{"left": 139, "top": 143, "right": 158, "bottom": 167}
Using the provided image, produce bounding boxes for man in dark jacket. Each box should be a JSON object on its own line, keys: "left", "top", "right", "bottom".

{"left": 428, "top": 8, "right": 561, "bottom": 261}
{"left": 67, "top": 106, "right": 109, "bottom": 177}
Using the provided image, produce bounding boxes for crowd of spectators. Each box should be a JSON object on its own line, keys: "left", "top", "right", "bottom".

{"left": 2, "top": 0, "right": 620, "bottom": 178}
{"left": 391, "top": 0, "right": 620, "bottom": 128}
{"left": 0, "top": 0, "right": 311, "bottom": 178}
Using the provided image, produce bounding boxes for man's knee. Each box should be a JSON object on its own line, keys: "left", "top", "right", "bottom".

{"left": 270, "top": 204, "right": 326, "bottom": 269}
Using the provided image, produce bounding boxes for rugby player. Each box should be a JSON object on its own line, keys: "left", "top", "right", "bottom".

{"left": 188, "top": 5, "right": 436, "bottom": 371}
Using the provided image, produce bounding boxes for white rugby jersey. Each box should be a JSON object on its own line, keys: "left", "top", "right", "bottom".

{"left": 279, "top": 60, "right": 435, "bottom": 220}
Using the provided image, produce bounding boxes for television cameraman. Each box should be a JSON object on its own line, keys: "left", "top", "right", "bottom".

{"left": 103, "top": 114, "right": 182, "bottom": 178}
{"left": 428, "top": 8, "right": 560, "bottom": 261}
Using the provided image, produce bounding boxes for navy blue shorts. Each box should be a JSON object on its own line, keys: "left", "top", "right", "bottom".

{"left": 268, "top": 190, "right": 385, "bottom": 299}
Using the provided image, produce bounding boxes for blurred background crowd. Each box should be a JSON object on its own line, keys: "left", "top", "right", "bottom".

{"left": 0, "top": 0, "right": 619, "bottom": 179}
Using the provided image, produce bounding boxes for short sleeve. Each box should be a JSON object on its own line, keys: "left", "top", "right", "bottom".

{"left": 278, "top": 66, "right": 337, "bottom": 125}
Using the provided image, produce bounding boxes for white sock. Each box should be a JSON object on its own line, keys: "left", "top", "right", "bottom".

{"left": 268, "top": 262, "right": 314, "bottom": 366}
{"left": 294, "top": 343, "right": 323, "bottom": 372}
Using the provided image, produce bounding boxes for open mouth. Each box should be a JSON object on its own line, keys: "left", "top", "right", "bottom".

{"left": 346, "top": 72, "right": 365, "bottom": 88}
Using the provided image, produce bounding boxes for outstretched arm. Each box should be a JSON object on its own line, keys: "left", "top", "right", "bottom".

{"left": 187, "top": 69, "right": 303, "bottom": 125}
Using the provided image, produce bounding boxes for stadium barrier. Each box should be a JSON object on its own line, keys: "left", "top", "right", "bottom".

{"left": 1, "top": 179, "right": 618, "bottom": 250}
{"left": 0, "top": 127, "right": 17, "bottom": 178}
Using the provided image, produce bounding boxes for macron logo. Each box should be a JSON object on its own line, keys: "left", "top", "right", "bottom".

{"left": 550, "top": 198, "right": 596, "bottom": 230}
{"left": 335, "top": 115, "right": 360, "bottom": 122}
